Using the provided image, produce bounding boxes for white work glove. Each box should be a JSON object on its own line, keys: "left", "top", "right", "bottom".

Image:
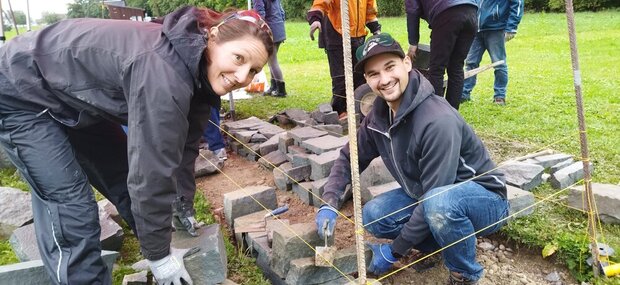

{"left": 309, "top": 21, "right": 322, "bottom": 41}
{"left": 148, "top": 247, "right": 193, "bottom": 285}
{"left": 505, "top": 32, "right": 516, "bottom": 42}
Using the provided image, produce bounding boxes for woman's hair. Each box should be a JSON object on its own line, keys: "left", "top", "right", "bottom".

{"left": 195, "top": 8, "right": 274, "bottom": 58}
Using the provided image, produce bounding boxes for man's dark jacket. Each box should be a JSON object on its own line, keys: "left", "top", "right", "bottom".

{"left": 405, "top": 0, "right": 477, "bottom": 45}
{"left": 322, "top": 69, "right": 507, "bottom": 256}
{"left": 0, "top": 6, "right": 216, "bottom": 260}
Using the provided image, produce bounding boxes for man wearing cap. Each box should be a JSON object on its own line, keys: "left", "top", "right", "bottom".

{"left": 314, "top": 33, "right": 508, "bottom": 284}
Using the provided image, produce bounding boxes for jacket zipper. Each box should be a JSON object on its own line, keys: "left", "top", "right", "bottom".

{"left": 368, "top": 125, "right": 413, "bottom": 197}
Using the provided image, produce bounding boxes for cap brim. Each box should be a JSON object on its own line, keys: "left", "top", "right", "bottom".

{"left": 354, "top": 50, "right": 406, "bottom": 73}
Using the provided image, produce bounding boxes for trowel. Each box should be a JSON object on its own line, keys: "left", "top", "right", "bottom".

{"left": 315, "top": 220, "right": 337, "bottom": 267}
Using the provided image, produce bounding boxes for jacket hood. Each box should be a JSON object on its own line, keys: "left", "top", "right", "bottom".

{"left": 162, "top": 6, "right": 208, "bottom": 87}
{"left": 369, "top": 69, "right": 435, "bottom": 131}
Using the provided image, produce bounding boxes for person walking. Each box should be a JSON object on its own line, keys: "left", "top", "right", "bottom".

{"left": 0, "top": 6, "right": 273, "bottom": 284}
{"left": 461, "top": 0, "right": 524, "bottom": 106}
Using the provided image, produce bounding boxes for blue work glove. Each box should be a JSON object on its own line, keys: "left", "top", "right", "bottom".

{"left": 368, "top": 243, "right": 398, "bottom": 276}
{"left": 315, "top": 205, "right": 338, "bottom": 239}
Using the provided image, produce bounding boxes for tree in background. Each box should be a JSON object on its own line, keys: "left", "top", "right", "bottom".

{"left": 40, "top": 11, "right": 65, "bottom": 25}
{"left": 125, "top": 0, "right": 153, "bottom": 17}
{"left": 67, "top": 0, "right": 109, "bottom": 19}
{"left": 12, "top": 10, "right": 27, "bottom": 26}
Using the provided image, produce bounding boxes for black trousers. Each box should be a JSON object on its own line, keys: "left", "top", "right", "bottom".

{"left": 429, "top": 4, "right": 478, "bottom": 110}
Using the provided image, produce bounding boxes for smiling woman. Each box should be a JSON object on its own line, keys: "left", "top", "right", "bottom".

{"left": 0, "top": 5, "right": 273, "bottom": 285}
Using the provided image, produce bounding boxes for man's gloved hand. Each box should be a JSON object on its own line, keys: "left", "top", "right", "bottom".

{"left": 309, "top": 21, "right": 322, "bottom": 41}
{"left": 148, "top": 247, "right": 193, "bottom": 285}
{"left": 315, "top": 205, "right": 338, "bottom": 239}
{"left": 505, "top": 32, "right": 516, "bottom": 42}
{"left": 368, "top": 243, "right": 397, "bottom": 276}
{"left": 407, "top": 45, "right": 418, "bottom": 61}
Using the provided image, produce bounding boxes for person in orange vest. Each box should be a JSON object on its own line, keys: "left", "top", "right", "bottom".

{"left": 307, "top": 0, "right": 381, "bottom": 118}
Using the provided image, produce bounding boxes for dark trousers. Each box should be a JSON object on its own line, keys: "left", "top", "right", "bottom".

{"left": 0, "top": 103, "right": 134, "bottom": 284}
{"left": 429, "top": 4, "right": 478, "bottom": 110}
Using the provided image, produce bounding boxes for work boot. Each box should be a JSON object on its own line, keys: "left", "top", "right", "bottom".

{"left": 447, "top": 272, "right": 478, "bottom": 285}
{"left": 493, "top": 97, "right": 506, "bottom": 106}
{"left": 271, "top": 80, "right": 287, "bottom": 97}
{"left": 263, "top": 78, "right": 276, "bottom": 96}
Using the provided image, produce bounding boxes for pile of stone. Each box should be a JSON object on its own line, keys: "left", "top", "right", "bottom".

{"left": 499, "top": 151, "right": 620, "bottom": 224}
{"left": 222, "top": 184, "right": 370, "bottom": 284}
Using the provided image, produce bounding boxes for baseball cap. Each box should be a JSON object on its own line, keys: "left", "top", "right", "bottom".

{"left": 354, "top": 33, "right": 405, "bottom": 73}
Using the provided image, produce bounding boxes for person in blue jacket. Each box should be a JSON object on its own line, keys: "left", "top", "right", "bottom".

{"left": 315, "top": 33, "right": 508, "bottom": 284}
{"left": 255, "top": 0, "right": 288, "bottom": 97}
{"left": 461, "top": 0, "right": 524, "bottom": 105}
{"left": 405, "top": 0, "right": 478, "bottom": 110}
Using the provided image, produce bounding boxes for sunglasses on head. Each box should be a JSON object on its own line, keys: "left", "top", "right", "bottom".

{"left": 216, "top": 11, "right": 273, "bottom": 40}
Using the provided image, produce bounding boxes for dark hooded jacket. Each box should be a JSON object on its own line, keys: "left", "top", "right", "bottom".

{"left": 0, "top": 6, "right": 217, "bottom": 260}
{"left": 405, "top": 0, "right": 477, "bottom": 45}
{"left": 322, "top": 69, "right": 507, "bottom": 256}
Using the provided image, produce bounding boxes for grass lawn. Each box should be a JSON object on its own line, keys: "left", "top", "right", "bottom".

{"left": 1, "top": 11, "right": 619, "bottom": 283}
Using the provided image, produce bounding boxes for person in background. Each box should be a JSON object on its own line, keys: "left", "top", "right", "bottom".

{"left": 307, "top": 0, "right": 381, "bottom": 118}
{"left": 315, "top": 33, "right": 508, "bottom": 285}
{"left": 255, "top": 0, "right": 288, "bottom": 97}
{"left": 0, "top": 6, "right": 273, "bottom": 284}
{"left": 461, "top": 0, "right": 524, "bottom": 106}
{"left": 405, "top": 0, "right": 478, "bottom": 110}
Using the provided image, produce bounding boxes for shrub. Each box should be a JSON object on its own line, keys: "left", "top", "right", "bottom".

{"left": 281, "top": 0, "right": 313, "bottom": 20}
{"left": 378, "top": 0, "right": 404, "bottom": 17}
{"left": 525, "top": 0, "right": 619, "bottom": 12}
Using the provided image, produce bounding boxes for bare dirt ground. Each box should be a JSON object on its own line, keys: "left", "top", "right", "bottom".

{"left": 196, "top": 148, "right": 578, "bottom": 285}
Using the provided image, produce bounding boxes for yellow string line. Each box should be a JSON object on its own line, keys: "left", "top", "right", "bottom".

{"left": 532, "top": 192, "right": 586, "bottom": 213}
{"left": 373, "top": 180, "right": 581, "bottom": 283}
{"left": 363, "top": 134, "right": 575, "bottom": 228}
{"left": 212, "top": 120, "right": 357, "bottom": 226}
{"left": 198, "top": 149, "right": 356, "bottom": 284}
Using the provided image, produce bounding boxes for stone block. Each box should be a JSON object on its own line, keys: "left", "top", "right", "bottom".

{"left": 234, "top": 211, "right": 268, "bottom": 243}
{"left": 285, "top": 245, "right": 371, "bottom": 285}
{"left": 288, "top": 145, "right": 308, "bottom": 156}
{"left": 310, "top": 110, "right": 328, "bottom": 123}
{"left": 251, "top": 133, "right": 268, "bottom": 143}
{"left": 549, "top": 159, "right": 574, "bottom": 174}
{"left": 360, "top": 158, "right": 396, "bottom": 189}
{"left": 223, "top": 186, "right": 277, "bottom": 226}
{"left": 259, "top": 133, "right": 283, "bottom": 155}
{"left": 171, "top": 224, "right": 227, "bottom": 284}
{"left": 361, "top": 181, "right": 401, "bottom": 203}
{"left": 568, "top": 183, "right": 620, "bottom": 224}
{"left": 278, "top": 133, "right": 294, "bottom": 154}
{"left": 98, "top": 199, "right": 121, "bottom": 225}
{"left": 238, "top": 144, "right": 260, "bottom": 161}
{"left": 506, "top": 185, "right": 535, "bottom": 218}
{"left": 229, "top": 140, "right": 243, "bottom": 154}
{"left": 122, "top": 270, "right": 148, "bottom": 285}
{"left": 315, "top": 124, "right": 344, "bottom": 136}
{"left": 0, "top": 250, "right": 118, "bottom": 285}
{"left": 323, "top": 111, "right": 340, "bottom": 125}
{"left": 302, "top": 135, "right": 349, "bottom": 155}
{"left": 285, "top": 164, "right": 311, "bottom": 184}
{"left": 308, "top": 149, "right": 341, "bottom": 181}
{"left": 550, "top": 161, "right": 593, "bottom": 189}
{"left": 274, "top": 163, "right": 293, "bottom": 191}
{"left": 259, "top": 150, "right": 289, "bottom": 170}
{"left": 311, "top": 178, "right": 329, "bottom": 207}
{"left": 195, "top": 149, "right": 223, "bottom": 177}
{"left": 293, "top": 182, "right": 314, "bottom": 206}
{"left": 531, "top": 153, "right": 573, "bottom": 169}
{"left": 253, "top": 124, "right": 285, "bottom": 139}
{"left": 233, "top": 130, "right": 258, "bottom": 143}
{"left": 10, "top": 203, "right": 124, "bottom": 261}
{"left": 0, "top": 187, "right": 32, "bottom": 239}
{"left": 292, "top": 152, "right": 311, "bottom": 168}
{"left": 318, "top": 103, "right": 333, "bottom": 113}
{"left": 271, "top": 223, "right": 322, "bottom": 277}
{"left": 285, "top": 108, "right": 312, "bottom": 123}
{"left": 222, "top": 116, "right": 265, "bottom": 131}
{"left": 500, "top": 161, "right": 544, "bottom": 191}
{"left": 288, "top": 127, "right": 328, "bottom": 145}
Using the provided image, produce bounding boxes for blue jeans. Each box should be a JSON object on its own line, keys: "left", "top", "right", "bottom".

{"left": 203, "top": 106, "right": 225, "bottom": 151}
{"left": 462, "top": 30, "right": 508, "bottom": 100}
{"left": 362, "top": 181, "right": 509, "bottom": 281}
